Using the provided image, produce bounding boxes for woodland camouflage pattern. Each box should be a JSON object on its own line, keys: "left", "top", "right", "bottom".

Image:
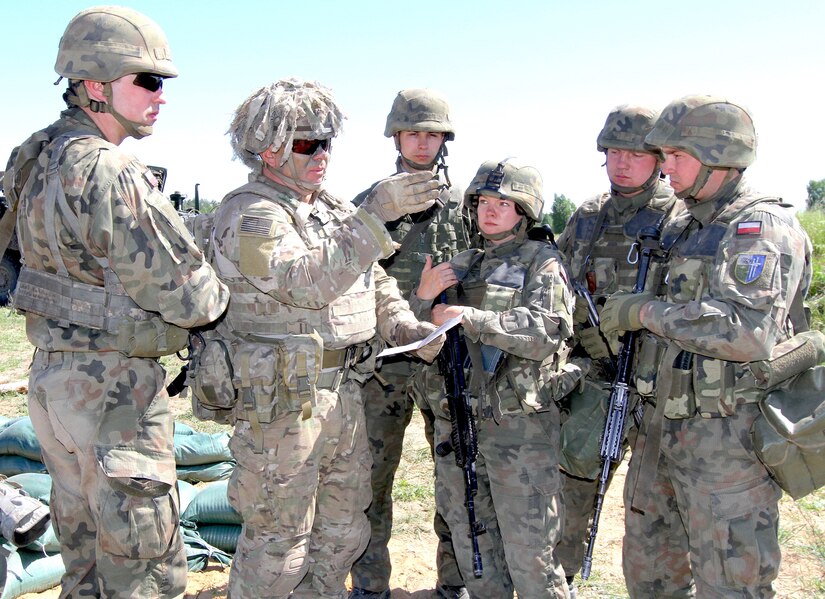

{"left": 410, "top": 231, "right": 578, "bottom": 598}
{"left": 554, "top": 176, "right": 681, "bottom": 578}
{"left": 622, "top": 176, "right": 813, "bottom": 597}
{"left": 5, "top": 106, "right": 228, "bottom": 598}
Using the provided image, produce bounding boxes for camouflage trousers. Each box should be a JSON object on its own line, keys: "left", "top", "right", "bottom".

{"left": 350, "top": 359, "right": 462, "bottom": 592}
{"left": 623, "top": 402, "right": 782, "bottom": 598}
{"left": 27, "top": 349, "right": 186, "bottom": 599}
{"left": 434, "top": 407, "right": 570, "bottom": 599}
{"left": 226, "top": 380, "right": 371, "bottom": 599}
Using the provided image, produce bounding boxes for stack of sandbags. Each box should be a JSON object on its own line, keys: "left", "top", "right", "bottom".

{"left": 173, "top": 423, "right": 235, "bottom": 483}
{"left": 181, "top": 480, "right": 242, "bottom": 554}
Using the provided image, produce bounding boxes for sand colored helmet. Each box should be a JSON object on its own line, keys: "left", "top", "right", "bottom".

{"left": 464, "top": 158, "right": 544, "bottom": 221}
{"left": 384, "top": 88, "right": 455, "bottom": 140}
{"left": 55, "top": 6, "right": 178, "bottom": 82}
{"left": 597, "top": 105, "right": 660, "bottom": 154}
{"left": 644, "top": 95, "right": 756, "bottom": 168}
{"left": 228, "top": 78, "right": 345, "bottom": 171}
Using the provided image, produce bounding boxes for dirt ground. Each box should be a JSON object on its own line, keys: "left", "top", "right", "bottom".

{"left": 11, "top": 396, "right": 825, "bottom": 599}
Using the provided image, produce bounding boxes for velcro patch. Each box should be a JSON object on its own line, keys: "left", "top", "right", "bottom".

{"left": 239, "top": 215, "right": 275, "bottom": 236}
{"left": 736, "top": 221, "right": 762, "bottom": 236}
{"left": 733, "top": 253, "right": 767, "bottom": 284}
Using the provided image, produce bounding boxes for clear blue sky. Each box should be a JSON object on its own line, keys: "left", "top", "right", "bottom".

{"left": 2, "top": 0, "right": 823, "bottom": 210}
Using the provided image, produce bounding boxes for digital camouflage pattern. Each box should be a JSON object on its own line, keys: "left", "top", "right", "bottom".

{"left": 644, "top": 95, "right": 756, "bottom": 168}
{"left": 55, "top": 6, "right": 178, "bottom": 81}
{"left": 624, "top": 176, "right": 813, "bottom": 596}
{"left": 350, "top": 162, "right": 471, "bottom": 593}
{"left": 409, "top": 229, "right": 578, "bottom": 598}
{"left": 553, "top": 176, "right": 681, "bottom": 578}
{"left": 211, "top": 173, "right": 432, "bottom": 598}
{"left": 4, "top": 106, "right": 228, "bottom": 598}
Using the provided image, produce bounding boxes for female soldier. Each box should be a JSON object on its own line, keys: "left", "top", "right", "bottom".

{"left": 411, "top": 158, "right": 584, "bottom": 598}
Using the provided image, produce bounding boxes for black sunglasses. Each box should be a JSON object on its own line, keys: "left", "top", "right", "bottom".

{"left": 292, "top": 138, "right": 331, "bottom": 156}
{"left": 132, "top": 73, "right": 165, "bottom": 93}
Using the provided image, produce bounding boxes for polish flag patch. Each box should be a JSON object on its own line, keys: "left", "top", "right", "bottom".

{"left": 737, "top": 221, "right": 762, "bottom": 235}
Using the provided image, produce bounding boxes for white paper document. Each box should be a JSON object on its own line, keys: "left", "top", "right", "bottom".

{"left": 376, "top": 315, "right": 462, "bottom": 358}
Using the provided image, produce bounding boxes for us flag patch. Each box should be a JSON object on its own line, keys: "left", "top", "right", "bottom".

{"left": 240, "top": 215, "right": 274, "bottom": 236}
{"left": 736, "top": 221, "right": 762, "bottom": 235}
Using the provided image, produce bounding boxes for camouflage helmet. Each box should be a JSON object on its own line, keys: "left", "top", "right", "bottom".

{"left": 55, "top": 6, "right": 178, "bottom": 82}
{"left": 384, "top": 88, "right": 455, "bottom": 140}
{"left": 464, "top": 158, "right": 544, "bottom": 221}
{"left": 644, "top": 95, "right": 756, "bottom": 168}
{"left": 228, "top": 78, "right": 345, "bottom": 170}
{"left": 596, "top": 105, "right": 660, "bottom": 154}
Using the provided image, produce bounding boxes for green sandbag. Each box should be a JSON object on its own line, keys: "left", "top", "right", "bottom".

{"left": 176, "top": 479, "right": 198, "bottom": 515}
{"left": 196, "top": 524, "right": 241, "bottom": 554}
{"left": 0, "top": 457, "right": 47, "bottom": 477}
{"left": 173, "top": 421, "right": 195, "bottom": 436}
{"left": 0, "top": 419, "right": 42, "bottom": 462}
{"left": 176, "top": 461, "right": 234, "bottom": 484}
{"left": 180, "top": 524, "right": 232, "bottom": 571}
{"left": 6, "top": 474, "right": 51, "bottom": 505}
{"left": 174, "top": 431, "right": 232, "bottom": 466}
{"left": 182, "top": 480, "right": 242, "bottom": 525}
{"left": 1, "top": 548, "right": 64, "bottom": 599}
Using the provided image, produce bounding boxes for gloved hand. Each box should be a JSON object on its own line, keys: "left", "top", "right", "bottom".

{"left": 600, "top": 291, "right": 653, "bottom": 336}
{"left": 578, "top": 326, "right": 611, "bottom": 360}
{"left": 573, "top": 293, "right": 595, "bottom": 325}
{"left": 360, "top": 171, "right": 440, "bottom": 223}
{"left": 396, "top": 321, "right": 445, "bottom": 364}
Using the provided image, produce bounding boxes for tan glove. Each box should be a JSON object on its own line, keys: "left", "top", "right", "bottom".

{"left": 578, "top": 326, "right": 611, "bottom": 360}
{"left": 396, "top": 321, "right": 445, "bottom": 364}
{"left": 600, "top": 291, "right": 654, "bottom": 336}
{"left": 360, "top": 171, "right": 440, "bottom": 223}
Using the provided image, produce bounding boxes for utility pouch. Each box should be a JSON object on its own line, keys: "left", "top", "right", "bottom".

{"left": 750, "top": 330, "right": 825, "bottom": 390}
{"left": 694, "top": 355, "right": 737, "bottom": 417}
{"left": 634, "top": 333, "right": 665, "bottom": 398}
{"left": 559, "top": 377, "right": 609, "bottom": 480}
{"left": 116, "top": 317, "right": 189, "bottom": 358}
{"left": 190, "top": 338, "right": 236, "bottom": 415}
{"left": 663, "top": 350, "right": 696, "bottom": 419}
{"left": 751, "top": 365, "right": 825, "bottom": 500}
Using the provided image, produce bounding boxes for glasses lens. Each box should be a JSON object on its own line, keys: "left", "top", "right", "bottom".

{"left": 133, "top": 73, "right": 164, "bottom": 92}
{"left": 291, "top": 139, "right": 330, "bottom": 155}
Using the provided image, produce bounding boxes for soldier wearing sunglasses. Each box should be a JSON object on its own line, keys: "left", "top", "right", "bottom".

{"left": 211, "top": 77, "right": 446, "bottom": 599}
{"left": 2, "top": 6, "right": 229, "bottom": 598}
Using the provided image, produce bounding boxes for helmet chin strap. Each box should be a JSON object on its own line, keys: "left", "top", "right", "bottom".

{"left": 78, "top": 82, "right": 154, "bottom": 139}
{"left": 677, "top": 164, "right": 715, "bottom": 200}
{"left": 265, "top": 153, "right": 324, "bottom": 194}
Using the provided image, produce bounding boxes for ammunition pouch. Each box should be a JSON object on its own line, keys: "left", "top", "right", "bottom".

{"left": 14, "top": 266, "right": 187, "bottom": 357}
{"left": 189, "top": 335, "right": 237, "bottom": 425}
{"left": 751, "top": 365, "right": 825, "bottom": 500}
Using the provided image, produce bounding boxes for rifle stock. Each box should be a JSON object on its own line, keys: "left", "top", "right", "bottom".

{"left": 581, "top": 225, "right": 661, "bottom": 580}
{"left": 435, "top": 291, "right": 486, "bottom": 578}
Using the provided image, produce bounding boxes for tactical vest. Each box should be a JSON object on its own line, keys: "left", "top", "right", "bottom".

{"left": 638, "top": 193, "right": 801, "bottom": 419}
{"left": 566, "top": 184, "right": 677, "bottom": 300}
{"left": 12, "top": 133, "right": 187, "bottom": 357}
{"left": 449, "top": 240, "right": 578, "bottom": 419}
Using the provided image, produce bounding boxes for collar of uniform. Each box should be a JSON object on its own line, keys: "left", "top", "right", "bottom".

{"left": 685, "top": 174, "right": 746, "bottom": 226}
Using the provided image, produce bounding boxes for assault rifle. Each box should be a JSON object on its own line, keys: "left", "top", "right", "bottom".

{"left": 434, "top": 292, "right": 486, "bottom": 578}
{"left": 581, "top": 225, "right": 661, "bottom": 580}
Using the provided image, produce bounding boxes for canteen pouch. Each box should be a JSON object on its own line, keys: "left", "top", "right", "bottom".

{"left": 190, "top": 338, "right": 236, "bottom": 424}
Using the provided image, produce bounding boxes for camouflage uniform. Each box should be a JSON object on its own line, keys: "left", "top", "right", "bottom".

{"left": 214, "top": 79, "right": 441, "bottom": 599}
{"left": 3, "top": 8, "right": 229, "bottom": 598}
{"left": 411, "top": 159, "right": 582, "bottom": 599}
{"left": 350, "top": 94, "right": 472, "bottom": 593}
{"left": 611, "top": 96, "right": 814, "bottom": 597}
{"left": 554, "top": 106, "right": 681, "bottom": 581}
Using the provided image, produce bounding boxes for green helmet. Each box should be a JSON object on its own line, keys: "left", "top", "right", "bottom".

{"left": 55, "top": 6, "right": 178, "bottom": 82}
{"left": 644, "top": 95, "right": 756, "bottom": 168}
{"left": 384, "top": 88, "right": 455, "bottom": 140}
{"left": 464, "top": 158, "right": 544, "bottom": 221}
{"left": 596, "top": 105, "right": 660, "bottom": 154}
{"left": 228, "top": 78, "right": 345, "bottom": 171}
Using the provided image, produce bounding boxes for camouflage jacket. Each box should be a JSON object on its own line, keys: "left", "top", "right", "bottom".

{"left": 411, "top": 236, "right": 578, "bottom": 415}
{"left": 636, "top": 177, "right": 813, "bottom": 418}
{"left": 4, "top": 108, "right": 228, "bottom": 353}
{"left": 211, "top": 174, "right": 420, "bottom": 351}
{"left": 353, "top": 161, "right": 474, "bottom": 299}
